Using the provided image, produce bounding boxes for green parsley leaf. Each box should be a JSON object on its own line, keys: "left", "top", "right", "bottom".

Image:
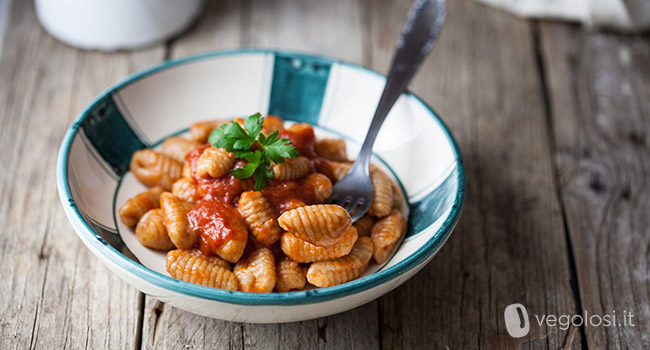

{"left": 265, "top": 137, "right": 300, "bottom": 163}
{"left": 257, "top": 132, "right": 267, "bottom": 145}
{"left": 231, "top": 162, "right": 258, "bottom": 179}
{"left": 233, "top": 138, "right": 254, "bottom": 151}
{"left": 208, "top": 113, "right": 300, "bottom": 190}
{"left": 234, "top": 150, "right": 249, "bottom": 159}
{"left": 262, "top": 130, "right": 279, "bottom": 146}
{"left": 254, "top": 167, "right": 269, "bottom": 190}
{"left": 244, "top": 113, "right": 263, "bottom": 138}
{"left": 242, "top": 150, "right": 263, "bottom": 164}
{"left": 208, "top": 128, "right": 227, "bottom": 148}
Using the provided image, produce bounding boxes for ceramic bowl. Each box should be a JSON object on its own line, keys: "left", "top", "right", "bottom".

{"left": 56, "top": 50, "right": 465, "bottom": 323}
{"left": 35, "top": 0, "right": 203, "bottom": 51}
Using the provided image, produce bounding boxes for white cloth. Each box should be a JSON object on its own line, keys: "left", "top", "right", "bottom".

{"left": 475, "top": 0, "right": 650, "bottom": 32}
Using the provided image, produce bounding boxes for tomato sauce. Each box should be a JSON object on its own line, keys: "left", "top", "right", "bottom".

{"left": 262, "top": 177, "right": 316, "bottom": 214}
{"left": 186, "top": 146, "right": 252, "bottom": 204}
{"left": 186, "top": 144, "right": 209, "bottom": 180}
{"left": 186, "top": 146, "right": 250, "bottom": 255}
{"left": 197, "top": 174, "right": 252, "bottom": 205}
{"left": 279, "top": 124, "right": 317, "bottom": 158}
{"left": 312, "top": 157, "right": 335, "bottom": 182}
{"left": 188, "top": 197, "right": 245, "bottom": 254}
{"left": 184, "top": 122, "right": 336, "bottom": 253}
{"left": 279, "top": 123, "right": 339, "bottom": 182}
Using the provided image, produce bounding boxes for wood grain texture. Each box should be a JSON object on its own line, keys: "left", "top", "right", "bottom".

{"left": 248, "top": 0, "right": 366, "bottom": 64}
{"left": 540, "top": 23, "right": 650, "bottom": 349}
{"left": 369, "top": 1, "right": 582, "bottom": 348}
{"left": 141, "top": 299, "right": 243, "bottom": 350}
{"left": 0, "top": 0, "right": 11, "bottom": 57}
{"left": 0, "top": 1, "right": 164, "bottom": 349}
{"left": 168, "top": 0, "right": 243, "bottom": 58}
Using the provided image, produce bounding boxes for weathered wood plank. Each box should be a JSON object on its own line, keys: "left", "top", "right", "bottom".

{"left": 0, "top": 1, "right": 164, "bottom": 349}
{"left": 0, "top": 0, "right": 11, "bottom": 57}
{"left": 370, "top": 1, "right": 582, "bottom": 348}
{"left": 540, "top": 23, "right": 650, "bottom": 349}
{"left": 168, "top": 0, "right": 243, "bottom": 58}
{"left": 140, "top": 1, "right": 379, "bottom": 349}
{"left": 141, "top": 299, "right": 243, "bottom": 350}
{"left": 238, "top": 302, "right": 379, "bottom": 350}
{"left": 248, "top": 0, "right": 366, "bottom": 64}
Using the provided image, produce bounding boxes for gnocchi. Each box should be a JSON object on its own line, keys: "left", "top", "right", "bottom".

{"left": 189, "top": 120, "right": 223, "bottom": 144}
{"left": 161, "top": 137, "right": 199, "bottom": 162}
{"left": 278, "top": 204, "right": 352, "bottom": 246}
{"left": 353, "top": 214, "right": 376, "bottom": 237}
{"left": 272, "top": 156, "right": 313, "bottom": 181}
{"left": 130, "top": 149, "right": 182, "bottom": 190}
{"left": 314, "top": 138, "right": 348, "bottom": 162}
{"left": 118, "top": 186, "right": 164, "bottom": 226}
{"left": 238, "top": 191, "right": 281, "bottom": 246}
{"left": 306, "top": 236, "right": 374, "bottom": 287}
{"left": 261, "top": 115, "right": 284, "bottom": 134}
{"left": 171, "top": 178, "right": 198, "bottom": 204}
{"left": 166, "top": 249, "right": 239, "bottom": 290}
{"left": 121, "top": 115, "right": 408, "bottom": 293}
{"left": 371, "top": 210, "right": 407, "bottom": 264}
{"left": 275, "top": 257, "right": 307, "bottom": 292}
{"left": 234, "top": 247, "right": 276, "bottom": 293}
{"left": 135, "top": 209, "right": 173, "bottom": 250}
{"left": 185, "top": 248, "right": 232, "bottom": 271}
{"left": 181, "top": 161, "right": 192, "bottom": 180}
{"left": 329, "top": 161, "right": 352, "bottom": 182}
{"left": 280, "top": 226, "right": 358, "bottom": 263}
{"left": 196, "top": 146, "right": 235, "bottom": 178}
{"left": 368, "top": 169, "right": 393, "bottom": 218}
{"left": 160, "top": 192, "right": 197, "bottom": 249}
{"left": 303, "top": 173, "right": 332, "bottom": 203}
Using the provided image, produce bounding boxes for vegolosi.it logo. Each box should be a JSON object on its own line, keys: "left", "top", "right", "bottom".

{"left": 504, "top": 303, "right": 635, "bottom": 338}
{"left": 504, "top": 303, "right": 530, "bottom": 338}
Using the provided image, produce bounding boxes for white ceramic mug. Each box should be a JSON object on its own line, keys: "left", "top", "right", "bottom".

{"left": 35, "top": 0, "right": 203, "bottom": 51}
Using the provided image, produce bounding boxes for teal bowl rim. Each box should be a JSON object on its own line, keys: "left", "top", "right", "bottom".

{"left": 56, "top": 49, "right": 465, "bottom": 306}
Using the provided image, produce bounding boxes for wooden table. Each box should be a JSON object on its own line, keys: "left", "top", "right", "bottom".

{"left": 1, "top": 0, "right": 648, "bottom": 349}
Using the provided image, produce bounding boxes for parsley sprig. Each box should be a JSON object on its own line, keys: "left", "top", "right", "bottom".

{"left": 208, "top": 113, "right": 299, "bottom": 190}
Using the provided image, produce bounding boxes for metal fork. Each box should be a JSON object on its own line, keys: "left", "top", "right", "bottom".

{"left": 328, "top": 0, "right": 446, "bottom": 221}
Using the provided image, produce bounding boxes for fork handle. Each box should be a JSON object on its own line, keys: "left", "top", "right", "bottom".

{"left": 353, "top": 0, "right": 446, "bottom": 170}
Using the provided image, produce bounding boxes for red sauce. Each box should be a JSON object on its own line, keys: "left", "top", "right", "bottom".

{"left": 279, "top": 124, "right": 317, "bottom": 158}
{"left": 186, "top": 144, "right": 209, "bottom": 179}
{"left": 186, "top": 146, "right": 252, "bottom": 204}
{"left": 278, "top": 124, "right": 341, "bottom": 183}
{"left": 312, "top": 157, "right": 336, "bottom": 182}
{"left": 188, "top": 198, "right": 246, "bottom": 253}
{"left": 198, "top": 175, "right": 252, "bottom": 205}
{"left": 184, "top": 122, "right": 335, "bottom": 253}
{"left": 262, "top": 177, "right": 316, "bottom": 214}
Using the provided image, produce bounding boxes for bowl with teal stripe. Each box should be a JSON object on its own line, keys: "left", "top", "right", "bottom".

{"left": 56, "top": 49, "right": 465, "bottom": 323}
